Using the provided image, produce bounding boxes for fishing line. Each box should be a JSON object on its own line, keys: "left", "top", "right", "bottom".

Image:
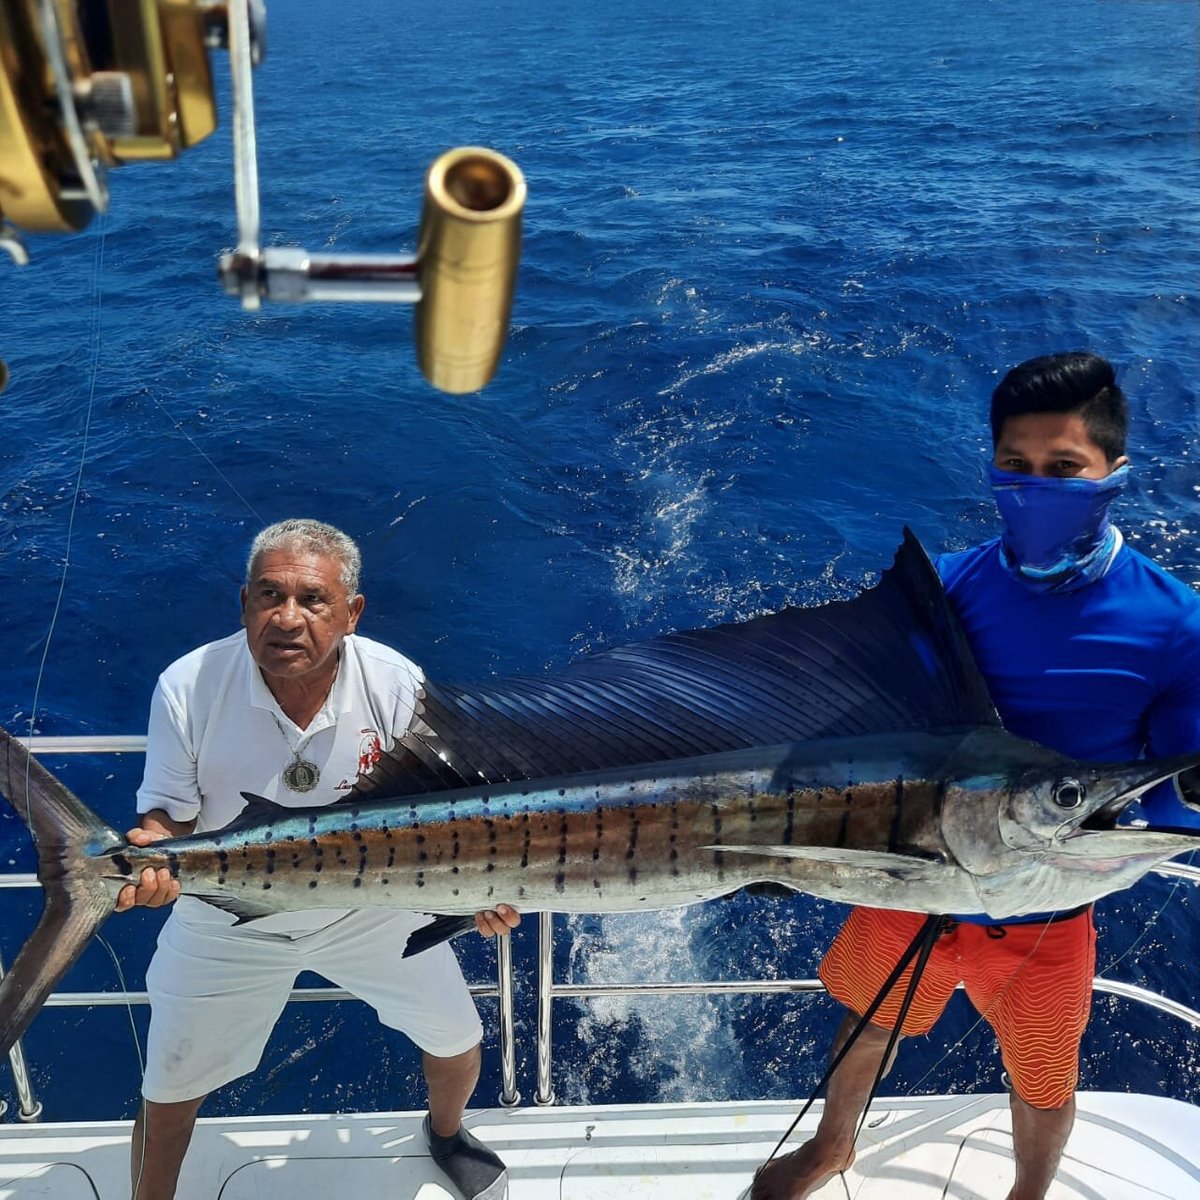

{"left": 16, "top": 213, "right": 156, "bottom": 1145}
{"left": 95, "top": 932, "right": 146, "bottom": 1078}
{"left": 97, "top": 930, "right": 151, "bottom": 1200}
{"left": 1095, "top": 850, "right": 1196, "bottom": 981}
{"left": 20, "top": 211, "right": 109, "bottom": 827}
{"left": 142, "top": 390, "right": 263, "bottom": 523}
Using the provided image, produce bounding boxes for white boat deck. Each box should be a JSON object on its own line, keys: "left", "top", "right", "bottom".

{"left": 0, "top": 1092, "right": 1196, "bottom": 1200}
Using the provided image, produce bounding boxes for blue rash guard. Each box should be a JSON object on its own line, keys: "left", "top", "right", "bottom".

{"left": 935, "top": 538, "right": 1200, "bottom": 924}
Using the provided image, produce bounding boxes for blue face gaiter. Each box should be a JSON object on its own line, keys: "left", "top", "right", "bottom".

{"left": 990, "top": 464, "right": 1130, "bottom": 594}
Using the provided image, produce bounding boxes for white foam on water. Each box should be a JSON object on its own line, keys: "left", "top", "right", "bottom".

{"left": 558, "top": 908, "right": 752, "bottom": 1105}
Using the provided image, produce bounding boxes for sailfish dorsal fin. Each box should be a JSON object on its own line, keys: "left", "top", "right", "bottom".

{"left": 347, "top": 529, "right": 999, "bottom": 802}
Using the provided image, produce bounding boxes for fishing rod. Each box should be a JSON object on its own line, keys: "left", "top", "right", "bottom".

{"left": 0, "top": 0, "right": 526, "bottom": 394}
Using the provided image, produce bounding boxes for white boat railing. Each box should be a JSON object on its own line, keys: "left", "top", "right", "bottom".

{"left": 2, "top": 736, "right": 1198, "bottom": 1119}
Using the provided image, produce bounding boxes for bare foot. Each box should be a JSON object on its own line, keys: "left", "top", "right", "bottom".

{"left": 749, "top": 1141, "right": 855, "bottom": 1200}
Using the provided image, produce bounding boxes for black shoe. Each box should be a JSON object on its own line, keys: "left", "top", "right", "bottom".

{"left": 422, "top": 1114, "right": 508, "bottom": 1200}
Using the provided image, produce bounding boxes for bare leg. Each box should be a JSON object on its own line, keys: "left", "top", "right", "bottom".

{"left": 1005, "top": 1092, "right": 1074, "bottom": 1200}
{"left": 750, "top": 1010, "right": 896, "bottom": 1200}
{"left": 423, "top": 1044, "right": 482, "bottom": 1137}
{"left": 130, "top": 1096, "right": 206, "bottom": 1200}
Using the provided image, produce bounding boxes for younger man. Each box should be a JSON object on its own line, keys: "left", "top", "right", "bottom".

{"left": 752, "top": 352, "right": 1200, "bottom": 1200}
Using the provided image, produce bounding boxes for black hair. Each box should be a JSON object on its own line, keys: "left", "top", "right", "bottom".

{"left": 990, "top": 351, "right": 1128, "bottom": 461}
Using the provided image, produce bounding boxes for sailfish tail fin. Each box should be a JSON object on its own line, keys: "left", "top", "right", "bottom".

{"left": 0, "top": 726, "right": 125, "bottom": 1055}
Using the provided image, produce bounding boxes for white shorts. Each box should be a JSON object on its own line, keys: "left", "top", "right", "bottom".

{"left": 142, "top": 905, "right": 483, "bottom": 1103}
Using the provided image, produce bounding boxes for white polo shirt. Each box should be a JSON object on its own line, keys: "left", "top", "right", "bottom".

{"left": 137, "top": 631, "right": 423, "bottom": 932}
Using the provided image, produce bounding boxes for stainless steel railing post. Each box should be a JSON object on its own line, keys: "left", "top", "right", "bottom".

{"left": 0, "top": 948, "right": 41, "bottom": 1121}
{"left": 495, "top": 928, "right": 519, "bottom": 1107}
{"left": 535, "top": 911, "right": 555, "bottom": 1106}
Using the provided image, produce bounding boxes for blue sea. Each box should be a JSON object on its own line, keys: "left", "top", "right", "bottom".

{"left": 1, "top": 0, "right": 1198, "bottom": 1123}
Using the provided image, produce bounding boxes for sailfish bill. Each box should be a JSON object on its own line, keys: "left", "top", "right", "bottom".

{"left": 0, "top": 530, "right": 1197, "bottom": 1055}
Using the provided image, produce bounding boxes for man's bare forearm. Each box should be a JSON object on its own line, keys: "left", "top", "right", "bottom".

{"left": 138, "top": 809, "right": 197, "bottom": 839}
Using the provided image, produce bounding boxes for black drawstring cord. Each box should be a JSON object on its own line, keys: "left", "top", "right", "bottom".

{"left": 759, "top": 913, "right": 946, "bottom": 1170}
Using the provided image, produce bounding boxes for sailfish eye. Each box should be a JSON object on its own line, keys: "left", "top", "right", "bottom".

{"left": 1052, "top": 778, "right": 1086, "bottom": 809}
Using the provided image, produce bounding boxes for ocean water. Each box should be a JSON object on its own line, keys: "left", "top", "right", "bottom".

{"left": 0, "top": 0, "right": 1198, "bottom": 1122}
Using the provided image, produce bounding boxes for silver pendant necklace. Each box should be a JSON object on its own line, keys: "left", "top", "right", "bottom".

{"left": 269, "top": 712, "right": 321, "bottom": 793}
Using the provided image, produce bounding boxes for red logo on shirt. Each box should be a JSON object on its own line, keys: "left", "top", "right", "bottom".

{"left": 357, "top": 729, "right": 382, "bottom": 777}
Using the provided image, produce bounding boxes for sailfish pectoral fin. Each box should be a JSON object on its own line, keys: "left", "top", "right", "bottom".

{"left": 401, "top": 914, "right": 480, "bottom": 959}
{"left": 708, "top": 844, "right": 950, "bottom": 881}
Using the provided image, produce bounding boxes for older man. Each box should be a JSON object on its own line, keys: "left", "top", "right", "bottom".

{"left": 118, "top": 519, "right": 517, "bottom": 1200}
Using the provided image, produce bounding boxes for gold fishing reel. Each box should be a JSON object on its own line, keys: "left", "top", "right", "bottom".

{"left": 0, "top": 0, "right": 524, "bottom": 394}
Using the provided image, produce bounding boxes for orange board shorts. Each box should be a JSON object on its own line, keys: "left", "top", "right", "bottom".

{"left": 819, "top": 905, "right": 1096, "bottom": 1110}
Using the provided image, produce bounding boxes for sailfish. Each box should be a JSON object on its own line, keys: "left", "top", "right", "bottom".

{"left": 0, "top": 530, "right": 1197, "bottom": 1054}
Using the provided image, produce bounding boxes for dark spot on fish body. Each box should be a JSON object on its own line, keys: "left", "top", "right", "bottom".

{"left": 710, "top": 803, "right": 723, "bottom": 839}
{"left": 625, "top": 808, "right": 639, "bottom": 866}
{"left": 486, "top": 862, "right": 496, "bottom": 873}
{"left": 419, "top": 851, "right": 428, "bottom": 863}
{"left": 451, "top": 864, "right": 459, "bottom": 874}
{"left": 112, "top": 852, "right": 133, "bottom": 877}
{"left": 627, "top": 865, "right": 638, "bottom": 886}
{"left": 353, "top": 877, "right": 362, "bottom": 888}
{"left": 309, "top": 880, "right": 318, "bottom": 889}
{"left": 555, "top": 871, "right": 566, "bottom": 893}
{"left": 711, "top": 848, "right": 726, "bottom": 880}
{"left": 888, "top": 777, "right": 905, "bottom": 854}
{"left": 837, "top": 787, "right": 858, "bottom": 842}
{"left": 262, "top": 882, "right": 271, "bottom": 890}
{"left": 387, "top": 846, "right": 396, "bottom": 868}
{"left": 314, "top": 861, "right": 323, "bottom": 873}
{"left": 784, "top": 790, "right": 795, "bottom": 845}
{"left": 166, "top": 852, "right": 180, "bottom": 877}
